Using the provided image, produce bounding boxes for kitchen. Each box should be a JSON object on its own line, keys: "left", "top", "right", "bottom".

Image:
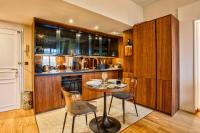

{"left": 0, "top": 0, "right": 200, "bottom": 133}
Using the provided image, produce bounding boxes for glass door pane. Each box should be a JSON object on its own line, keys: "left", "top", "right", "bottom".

{"left": 91, "top": 35, "right": 100, "bottom": 56}
{"left": 102, "top": 37, "right": 109, "bottom": 56}
{"left": 60, "top": 29, "right": 77, "bottom": 55}
{"left": 35, "top": 25, "right": 57, "bottom": 54}
{"left": 77, "top": 33, "right": 89, "bottom": 55}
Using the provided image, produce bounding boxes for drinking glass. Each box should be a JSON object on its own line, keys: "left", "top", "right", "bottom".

{"left": 102, "top": 72, "right": 108, "bottom": 84}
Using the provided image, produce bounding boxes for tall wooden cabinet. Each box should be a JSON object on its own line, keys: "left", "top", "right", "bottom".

{"left": 156, "top": 15, "right": 179, "bottom": 115}
{"left": 133, "top": 20, "right": 157, "bottom": 109}
{"left": 132, "top": 15, "right": 179, "bottom": 115}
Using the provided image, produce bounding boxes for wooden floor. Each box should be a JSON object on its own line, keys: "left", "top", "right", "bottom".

{"left": 0, "top": 109, "right": 200, "bottom": 133}
{"left": 122, "top": 111, "right": 200, "bottom": 133}
{"left": 0, "top": 109, "right": 38, "bottom": 133}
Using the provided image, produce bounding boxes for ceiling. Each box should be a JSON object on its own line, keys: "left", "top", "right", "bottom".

{"left": 131, "top": 0, "right": 159, "bottom": 7}
{"left": 0, "top": 0, "right": 131, "bottom": 35}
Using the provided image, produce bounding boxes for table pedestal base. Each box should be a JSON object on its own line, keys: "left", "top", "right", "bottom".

{"left": 89, "top": 116, "right": 121, "bottom": 133}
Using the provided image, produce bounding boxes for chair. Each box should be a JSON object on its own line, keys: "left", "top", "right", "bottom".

{"left": 108, "top": 78, "right": 138, "bottom": 124}
{"left": 61, "top": 88, "right": 99, "bottom": 133}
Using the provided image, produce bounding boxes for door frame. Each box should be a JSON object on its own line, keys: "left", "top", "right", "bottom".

{"left": 194, "top": 20, "right": 200, "bottom": 111}
{"left": 0, "top": 24, "right": 24, "bottom": 109}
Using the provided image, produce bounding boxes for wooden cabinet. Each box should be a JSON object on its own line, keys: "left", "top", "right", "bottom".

{"left": 34, "top": 70, "right": 120, "bottom": 113}
{"left": 133, "top": 20, "right": 156, "bottom": 78}
{"left": 156, "top": 15, "right": 179, "bottom": 115}
{"left": 131, "top": 15, "right": 179, "bottom": 115}
{"left": 34, "top": 76, "right": 63, "bottom": 113}
{"left": 133, "top": 20, "right": 157, "bottom": 109}
{"left": 135, "top": 78, "right": 156, "bottom": 108}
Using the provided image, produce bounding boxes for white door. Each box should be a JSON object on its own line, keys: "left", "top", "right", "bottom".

{"left": 0, "top": 28, "right": 22, "bottom": 112}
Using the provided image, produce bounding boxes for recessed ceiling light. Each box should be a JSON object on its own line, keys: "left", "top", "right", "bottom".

{"left": 111, "top": 31, "right": 120, "bottom": 35}
{"left": 94, "top": 25, "right": 99, "bottom": 30}
{"left": 68, "top": 19, "right": 74, "bottom": 24}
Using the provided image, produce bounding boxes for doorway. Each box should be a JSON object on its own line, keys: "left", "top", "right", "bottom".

{"left": 195, "top": 20, "right": 200, "bottom": 111}
{"left": 0, "top": 28, "right": 23, "bottom": 112}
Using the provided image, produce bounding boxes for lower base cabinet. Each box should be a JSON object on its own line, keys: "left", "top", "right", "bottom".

{"left": 34, "top": 71, "right": 120, "bottom": 113}
{"left": 34, "top": 76, "right": 64, "bottom": 113}
{"left": 135, "top": 78, "right": 156, "bottom": 109}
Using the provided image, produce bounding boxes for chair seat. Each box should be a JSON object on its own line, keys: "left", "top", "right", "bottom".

{"left": 112, "top": 92, "right": 132, "bottom": 100}
{"left": 70, "top": 101, "right": 97, "bottom": 115}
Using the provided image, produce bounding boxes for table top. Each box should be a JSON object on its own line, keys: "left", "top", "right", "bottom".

{"left": 86, "top": 79, "right": 127, "bottom": 93}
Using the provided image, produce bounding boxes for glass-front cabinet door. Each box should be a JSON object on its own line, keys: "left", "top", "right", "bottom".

{"left": 77, "top": 33, "right": 89, "bottom": 55}
{"left": 60, "top": 29, "right": 77, "bottom": 55}
{"left": 108, "top": 38, "right": 118, "bottom": 57}
{"left": 91, "top": 35, "right": 100, "bottom": 56}
{"left": 35, "top": 25, "right": 58, "bottom": 54}
{"left": 101, "top": 37, "right": 109, "bottom": 56}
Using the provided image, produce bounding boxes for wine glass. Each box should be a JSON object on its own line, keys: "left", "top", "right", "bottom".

{"left": 102, "top": 72, "right": 108, "bottom": 84}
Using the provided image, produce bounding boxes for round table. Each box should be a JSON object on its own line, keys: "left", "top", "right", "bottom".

{"left": 87, "top": 81, "right": 127, "bottom": 133}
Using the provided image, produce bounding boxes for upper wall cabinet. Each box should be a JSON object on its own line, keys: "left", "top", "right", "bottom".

{"left": 34, "top": 18, "right": 120, "bottom": 57}
{"left": 133, "top": 20, "right": 156, "bottom": 78}
{"left": 60, "top": 29, "right": 77, "bottom": 55}
{"left": 35, "top": 25, "right": 58, "bottom": 55}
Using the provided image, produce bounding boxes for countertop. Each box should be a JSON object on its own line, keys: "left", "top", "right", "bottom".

{"left": 35, "top": 68, "right": 122, "bottom": 76}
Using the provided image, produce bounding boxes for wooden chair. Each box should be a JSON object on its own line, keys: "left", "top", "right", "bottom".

{"left": 108, "top": 78, "right": 138, "bottom": 123}
{"left": 61, "top": 88, "right": 99, "bottom": 133}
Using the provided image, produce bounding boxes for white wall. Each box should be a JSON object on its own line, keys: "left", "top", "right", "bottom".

{"left": 63, "top": 0, "right": 143, "bottom": 26}
{"left": 144, "top": 0, "right": 198, "bottom": 21}
{"left": 178, "top": 1, "right": 200, "bottom": 113}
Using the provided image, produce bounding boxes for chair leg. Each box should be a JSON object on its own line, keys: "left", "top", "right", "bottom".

{"left": 85, "top": 114, "right": 88, "bottom": 125}
{"left": 108, "top": 96, "right": 113, "bottom": 115}
{"left": 72, "top": 115, "right": 76, "bottom": 133}
{"left": 94, "top": 112, "right": 100, "bottom": 133}
{"left": 133, "top": 97, "right": 138, "bottom": 117}
{"left": 62, "top": 112, "right": 67, "bottom": 133}
{"left": 122, "top": 99, "right": 125, "bottom": 124}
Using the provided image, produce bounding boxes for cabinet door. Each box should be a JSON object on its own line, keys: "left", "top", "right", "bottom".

{"left": 157, "top": 79, "right": 172, "bottom": 114}
{"left": 60, "top": 29, "right": 77, "bottom": 55}
{"left": 156, "top": 16, "right": 172, "bottom": 80}
{"left": 78, "top": 33, "right": 89, "bottom": 55}
{"left": 35, "top": 25, "right": 58, "bottom": 54}
{"left": 91, "top": 36, "right": 100, "bottom": 56}
{"left": 34, "top": 76, "right": 63, "bottom": 113}
{"left": 133, "top": 20, "right": 156, "bottom": 78}
{"left": 108, "top": 38, "right": 119, "bottom": 57}
{"left": 135, "top": 78, "right": 156, "bottom": 109}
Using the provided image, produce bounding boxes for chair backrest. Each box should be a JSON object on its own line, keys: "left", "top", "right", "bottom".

{"left": 61, "top": 88, "right": 73, "bottom": 112}
{"left": 122, "top": 72, "right": 137, "bottom": 96}
{"left": 129, "top": 78, "right": 137, "bottom": 96}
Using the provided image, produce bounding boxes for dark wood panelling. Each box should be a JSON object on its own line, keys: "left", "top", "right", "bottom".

{"left": 135, "top": 78, "right": 156, "bottom": 109}
{"left": 156, "top": 15, "right": 179, "bottom": 115}
{"left": 34, "top": 76, "right": 63, "bottom": 113}
{"left": 112, "top": 29, "right": 133, "bottom": 72}
{"left": 122, "top": 29, "right": 134, "bottom": 72}
{"left": 133, "top": 20, "right": 157, "bottom": 109}
{"left": 156, "top": 16, "right": 172, "bottom": 80}
{"left": 34, "top": 71, "right": 120, "bottom": 113}
{"left": 133, "top": 20, "right": 156, "bottom": 78}
{"left": 157, "top": 79, "right": 172, "bottom": 114}
{"left": 171, "top": 16, "right": 180, "bottom": 115}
